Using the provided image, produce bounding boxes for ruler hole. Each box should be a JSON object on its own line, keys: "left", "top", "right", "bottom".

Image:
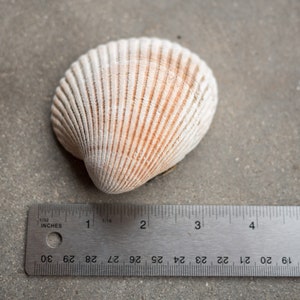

{"left": 46, "top": 232, "right": 62, "bottom": 248}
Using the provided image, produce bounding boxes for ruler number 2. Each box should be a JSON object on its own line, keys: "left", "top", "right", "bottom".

{"left": 140, "top": 220, "right": 147, "bottom": 229}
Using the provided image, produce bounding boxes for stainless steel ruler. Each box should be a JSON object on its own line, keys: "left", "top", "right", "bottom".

{"left": 25, "top": 204, "right": 300, "bottom": 277}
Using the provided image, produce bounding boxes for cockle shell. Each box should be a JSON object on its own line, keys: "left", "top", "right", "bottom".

{"left": 51, "top": 37, "right": 218, "bottom": 194}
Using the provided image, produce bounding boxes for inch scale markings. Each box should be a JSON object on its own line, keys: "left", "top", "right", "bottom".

{"left": 26, "top": 204, "right": 300, "bottom": 277}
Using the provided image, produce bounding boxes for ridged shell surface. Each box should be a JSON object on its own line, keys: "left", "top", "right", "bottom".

{"left": 51, "top": 37, "right": 218, "bottom": 194}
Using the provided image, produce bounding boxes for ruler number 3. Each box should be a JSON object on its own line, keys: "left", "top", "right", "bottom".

{"left": 195, "top": 221, "right": 201, "bottom": 230}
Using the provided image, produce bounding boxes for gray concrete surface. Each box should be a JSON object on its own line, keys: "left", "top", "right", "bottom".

{"left": 1, "top": 0, "right": 299, "bottom": 299}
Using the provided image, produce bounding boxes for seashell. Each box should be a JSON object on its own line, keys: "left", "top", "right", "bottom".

{"left": 51, "top": 37, "right": 218, "bottom": 194}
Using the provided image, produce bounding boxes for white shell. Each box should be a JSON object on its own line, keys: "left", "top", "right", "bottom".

{"left": 51, "top": 37, "right": 218, "bottom": 194}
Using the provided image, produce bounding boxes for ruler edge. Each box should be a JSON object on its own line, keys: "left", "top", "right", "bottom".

{"left": 25, "top": 205, "right": 37, "bottom": 276}
{"left": 24, "top": 203, "right": 44, "bottom": 276}
{"left": 27, "top": 203, "right": 300, "bottom": 217}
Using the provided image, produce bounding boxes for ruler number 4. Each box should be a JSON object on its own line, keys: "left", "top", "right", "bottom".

{"left": 249, "top": 221, "right": 255, "bottom": 230}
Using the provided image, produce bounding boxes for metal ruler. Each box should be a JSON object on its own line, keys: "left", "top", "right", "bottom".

{"left": 25, "top": 204, "right": 300, "bottom": 277}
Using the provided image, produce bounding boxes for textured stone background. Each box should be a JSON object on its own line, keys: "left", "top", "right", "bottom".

{"left": 1, "top": 0, "right": 299, "bottom": 299}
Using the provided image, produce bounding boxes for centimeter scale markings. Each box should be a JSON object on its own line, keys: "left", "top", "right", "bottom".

{"left": 25, "top": 204, "right": 300, "bottom": 277}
